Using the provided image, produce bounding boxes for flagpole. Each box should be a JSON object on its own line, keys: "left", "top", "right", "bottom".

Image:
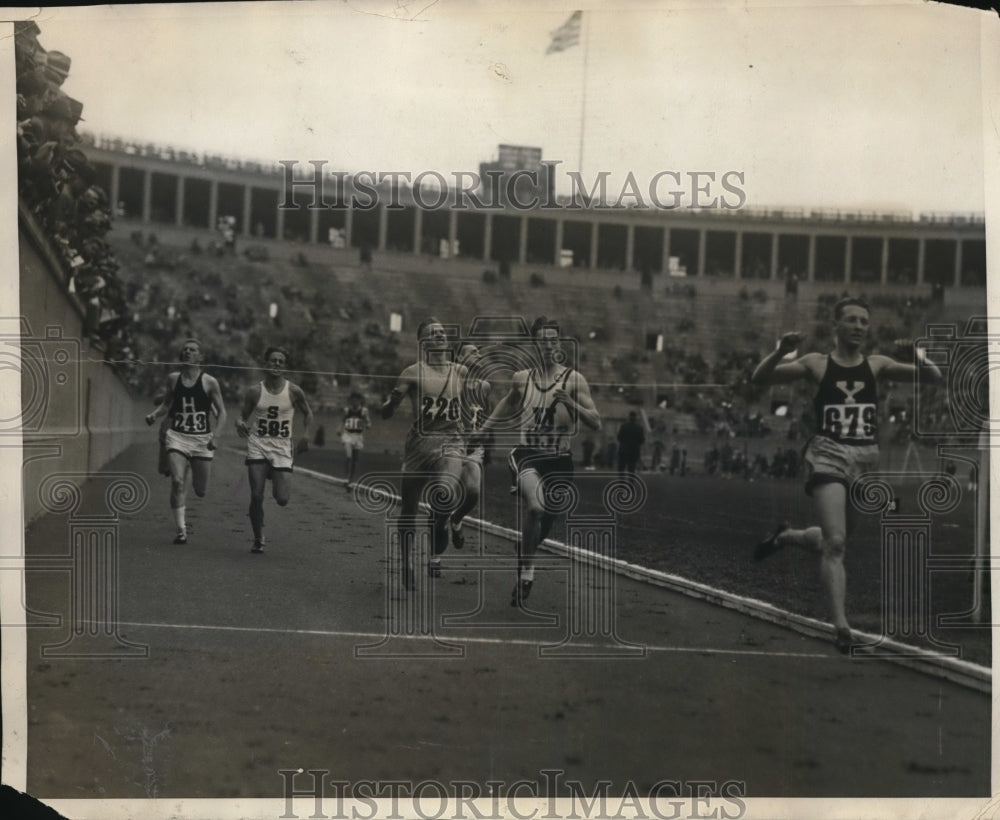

{"left": 578, "top": 11, "right": 590, "bottom": 176}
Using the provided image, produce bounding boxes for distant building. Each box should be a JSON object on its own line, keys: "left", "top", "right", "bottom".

{"left": 479, "top": 144, "right": 554, "bottom": 209}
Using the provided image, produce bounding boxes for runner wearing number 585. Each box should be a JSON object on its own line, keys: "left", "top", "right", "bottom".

{"left": 749, "top": 297, "right": 941, "bottom": 653}
{"left": 145, "top": 338, "right": 227, "bottom": 545}
{"left": 480, "top": 316, "right": 601, "bottom": 606}
{"left": 235, "top": 346, "right": 313, "bottom": 554}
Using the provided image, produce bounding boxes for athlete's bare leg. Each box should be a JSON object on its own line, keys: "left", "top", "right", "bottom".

{"left": 810, "top": 482, "right": 850, "bottom": 633}
{"left": 398, "top": 473, "right": 425, "bottom": 589}
{"left": 167, "top": 451, "right": 191, "bottom": 542}
{"left": 344, "top": 444, "right": 358, "bottom": 487}
{"left": 271, "top": 469, "right": 290, "bottom": 506}
{"left": 247, "top": 462, "right": 269, "bottom": 549}
{"left": 190, "top": 459, "right": 211, "bottom": 498}
{"left": 428, "top": 454, "right": 465, "bottom": 575}
{"left": 776, "top": 525, "right": 822, "bottom": 551}
{"left": 449, "top": 455, "right": 482, "bottom": 549}
{"left": 761, "top": 483, "right": 850, "bottom": 646}
{"left": 168, "top": 451, "right": 190, "bottom": 509}
{"left": 512, "top": 468, "right": 546, "bottom": 605}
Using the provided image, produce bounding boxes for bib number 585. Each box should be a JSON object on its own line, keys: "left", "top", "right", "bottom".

{"left": 257, "top": 418, "right": 290, "bottom": 437}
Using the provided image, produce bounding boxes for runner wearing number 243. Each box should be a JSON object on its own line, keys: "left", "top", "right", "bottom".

{"left": 235, "top": 346, "right": 313, "bottom": 554}
{"left": 749, "top": 297, "right": 941, "bottom": 653}
{"left": 145, "top": 338, "right": 227, "bottom": 545}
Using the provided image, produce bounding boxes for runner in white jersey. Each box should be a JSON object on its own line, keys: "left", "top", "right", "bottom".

{"left": 144, "top": 338, "right": 227, "bottom": 545}
{"left": 479, "top": 316, "right": 601, "bottom": 606}
{"left": 381, "top": 318, "right": 475, "bottom": 589}
{"left": 339, "top": 391, "right": 371, "bottom": 491}
{"left": 235, "top": 346, "right": 314, "bottom": 553}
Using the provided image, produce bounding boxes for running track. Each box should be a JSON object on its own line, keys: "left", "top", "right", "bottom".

{"left": 19, "top": 443, "right": 991, "bottom": 813}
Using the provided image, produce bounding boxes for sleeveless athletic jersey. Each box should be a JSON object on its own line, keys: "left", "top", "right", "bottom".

{"left": 343, "top": 406, "right": 369, "bottom": 434}
{"left": 520, "top": 367, "right": 574, "bottom": 453}
{"left": 169, "top": 372, "right": 213, "bottom": 434}
{"left": 414, "top": 363, "right": 464, "bottom": 435}
{"left": 813, "top": 356, "right": 879, "bottom": 444}
{"left": 249, "top": 380, "right": 295, "bottom": 443}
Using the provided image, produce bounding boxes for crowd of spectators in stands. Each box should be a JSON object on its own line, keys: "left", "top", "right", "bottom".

{"left": 16, "top": 22, "right": 137, "bottom": 368}
{"left": 79, "top": 132, "right": 281, "bottom": 177}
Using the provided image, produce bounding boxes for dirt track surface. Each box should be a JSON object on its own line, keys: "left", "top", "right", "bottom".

{"left": 22, "top": 443, "right": 989, "bottom": 803}
{"left": 299, "top": 442, "right": 990, "bottom": 666}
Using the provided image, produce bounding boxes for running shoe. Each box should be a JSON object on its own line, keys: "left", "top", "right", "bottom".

{"left": 173, "top": 532, "right": 187, "bottom": 545}
{"left": 250, "top": 540, "right": 265, "bottom": 554}
{"left": 510, "top": 578, "right": 533, "bottom": 607}
{"left": 752, "top": 522, "right": 789, "bottom": 562}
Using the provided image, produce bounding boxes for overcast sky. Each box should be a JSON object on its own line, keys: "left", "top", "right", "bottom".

{"left": 32, "top": 0, "right": 994, "bottom": 216}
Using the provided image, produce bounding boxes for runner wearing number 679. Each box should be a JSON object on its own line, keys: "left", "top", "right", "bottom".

{"left": 749, "top": 297, "right": 941, "bottom": 653}
{"left": 235, "top": 346, "right": 313, "bottom": 554}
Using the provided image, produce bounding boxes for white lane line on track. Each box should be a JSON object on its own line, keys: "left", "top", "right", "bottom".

{"left": 289, "top": 468, "right": 991, "bottom": 692}
{"left": 227, "top": 460, "right": 990, "bottom": 691}
{"left": 110, "top": 619, "right": 830, "bottom": 659}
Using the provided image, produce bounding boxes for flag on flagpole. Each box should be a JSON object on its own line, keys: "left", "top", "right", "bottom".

{"left": 545, "top": 10, "right": 582, "bottom": 54}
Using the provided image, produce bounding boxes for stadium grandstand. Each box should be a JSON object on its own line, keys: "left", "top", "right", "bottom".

{"left": 71, "top": 131, "right": 987, "bottom": 453}
{"left": 17, "top": 14, "right": 987, "bottom": 447}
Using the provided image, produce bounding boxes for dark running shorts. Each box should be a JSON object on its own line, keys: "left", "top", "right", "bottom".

{"left": 508, "top": 447, "right": 575, "bottom": 512}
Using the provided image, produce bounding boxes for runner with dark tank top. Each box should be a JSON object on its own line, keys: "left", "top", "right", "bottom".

{"left": 814, "top": 356, "right": 879, "bottom": 444}
{"left": 144, "top": 338, "right": 227, "bottom": 545}
{"left": 749, "top": 298, "right": 941, "bottom": 653}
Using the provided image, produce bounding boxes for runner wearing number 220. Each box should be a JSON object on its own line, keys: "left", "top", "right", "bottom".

{"left": 235, "top": 346, "right": 313, "bottom": 554}
{"left": 479, "top": 316, "right": 601, "bottom": 607}
{"left": 749, "top": 297, "right": 941, "bottom": 653}
{"left": 381, "top": 318, "right": 477, "bottom": 590}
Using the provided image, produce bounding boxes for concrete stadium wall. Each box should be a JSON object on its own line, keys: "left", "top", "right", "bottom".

{"left": 19, "top": 209, "right": 146, "bottom": 523}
